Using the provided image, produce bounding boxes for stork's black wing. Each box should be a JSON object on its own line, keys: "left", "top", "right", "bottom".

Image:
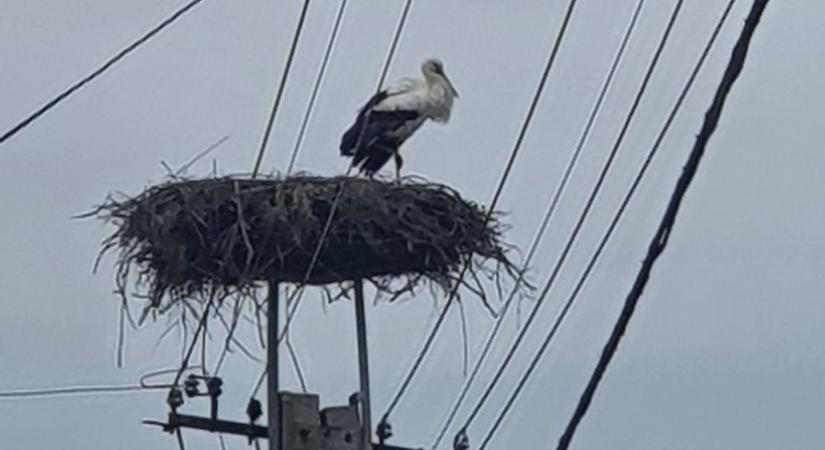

{"left": 340, "top": 90, "right": 420, "bottom": 158}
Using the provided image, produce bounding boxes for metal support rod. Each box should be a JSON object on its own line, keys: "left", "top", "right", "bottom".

{"left": 353, "top": 279, "right": 372, "bottom": 447}
{"left": 267, "top": 280, "right": 280, "bottom": 450}
{"left": 144, "top": 413, "right": 269, "bottom": 438}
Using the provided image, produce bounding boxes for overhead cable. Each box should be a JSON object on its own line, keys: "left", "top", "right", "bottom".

{"left": 248, "top": 0, "right": 416, "bottom": 401}
{"left": 0, "top": 0, "right": 207, "bottom": 146}
{"left": 477, "top": 0, "right": 738, "bottom": 446}
{"left": 430, "top": 1, "right": 645, "bottom": 447}
{"left": 557, "top": 2, "right": 766, "bottom": 447}
{"left": 251, "top": 0, "right": 312, "bottom": 177}
{"left": 378, "top": 0, "right": 582, "bottom": 432}
{"left": 455, "top": 1, "right": 686, "bottom": 444}
{"left": 286, "top": 0, "right": 350, "bottom": 174}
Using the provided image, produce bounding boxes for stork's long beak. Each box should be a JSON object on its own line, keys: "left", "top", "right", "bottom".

{"left": 440, "top": 72, "right": 459, "bottom": 98}
{"left": 447, "top": 76, "right": 460, "bottom": 98}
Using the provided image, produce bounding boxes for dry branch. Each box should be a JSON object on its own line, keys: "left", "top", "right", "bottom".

{"left": 89, "top": 175, "right": 520, "bottom": 315}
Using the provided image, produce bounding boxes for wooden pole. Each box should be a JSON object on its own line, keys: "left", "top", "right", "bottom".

{"left": 353, "top": 279, "right": 372, "bottom": 447}
{"left": 267, "top": 280, "right": 280, "bottom": 450}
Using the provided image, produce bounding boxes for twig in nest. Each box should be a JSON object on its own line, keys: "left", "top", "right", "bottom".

{"left": 89, "top": 175, "right": 520, "bottom": 313}
{"left": 214, "top": 302, "right": 263, "bottom": 365}
{"left": 285, "top": 331, "right": 308, "bottom": 393}
{"left": 87, "top": 174, "right": 527, "bottom": 376}
{"left": 457, "top": 298, "right": 469, "bottom": 378}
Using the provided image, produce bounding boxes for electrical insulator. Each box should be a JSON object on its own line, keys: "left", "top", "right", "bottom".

{"left": 167, "top": 387, "right": 184, "bottom": 410}
{"left": 206, "top": 377, "right": 223, "bottom": 398}
{"left": 246, "top": 398, "right": 263, "bottom": 423}
{"left": 453, "top": 429, "right": 469, "bottom": 450}
{"left": 376, "top": 419, "right": 393, "bottom": 443}
{"left": 184, "top": 375, "right": 200, "bottom": 397}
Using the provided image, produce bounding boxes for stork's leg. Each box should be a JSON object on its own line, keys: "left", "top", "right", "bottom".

{"left": 393, "top": 151, "right": 403, "bottom": 182}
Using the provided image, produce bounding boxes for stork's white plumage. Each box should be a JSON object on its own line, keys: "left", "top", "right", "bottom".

{"left": 340, "top": 58, "right": 459, "bottom": 178}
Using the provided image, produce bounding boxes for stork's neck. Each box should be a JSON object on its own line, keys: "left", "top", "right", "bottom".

{"left": 423, "top": 71, "right": 442, "bottom": 89}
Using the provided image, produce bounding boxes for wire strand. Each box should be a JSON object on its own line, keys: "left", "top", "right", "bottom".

{"left": 244, "top": 0, "right": 313, "bottom": 399}
{"left": 251, "top": 0, "right": 312, "bottom": 178}
{"left": 379, "top": 0, "right": 581, "bottom": 429}
{"left": 376, "top": 0, "right": 415, "bottom": 90}
{"left": 285, "top": 0, "right": 349, "bottom": 174}
{"left": 0, "top": 384, "right": 147, "bottom": 399}
{"left": 429, "top": 1, "right": 645, "bottom": 446}
{"left": 457, "top": 0, "right": 685, "bottom": 439}
{"left": 276, "top": 0, "right": 414, "bottom": 343}
{"left": 273, "top": 0, "right": 414, "bottom": 349}
{"left": 284, "top": 290, "right": 310, "bottom": 393}
{"left": 248, "top": 0, "right": 416, "bottom": 400}
{"left": 171, "top": 300, "right": 213, "bottom": 389}
{"left": 478, "top": 1, "right": 737, "bottom": 447}
{"left": 0, "top": 364, "right": 205, "bottom": 399}
{"left": 0, "top": 0, "right": 207, "bottom": 146}
{"left": 556, "top": 2, "right": 764, "bottom": 447}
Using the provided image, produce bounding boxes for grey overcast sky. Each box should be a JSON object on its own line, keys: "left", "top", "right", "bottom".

{"left": 1, "top": 1, "right": 822, "bottom": 449}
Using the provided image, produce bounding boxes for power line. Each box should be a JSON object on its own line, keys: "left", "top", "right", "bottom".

{"left": 375, "top": 0, "right": 415, "bottom": 91}
{"left": 0, "top": 365, "right": 203, "bottom": 399}
{"left": 242, "top": 0, "right": 317, "bottom": 392}
{"left": 292, "top": 0, "right": 412, "bottom": 292}
{"left": 454, "top": 1, "right": 685, "bottom": 443}
{"left": 248, "top": 0, "right": 416, "bottom": 401}
{"left": 251, "top": 0, "right": 312, "bottom": 178}
{"left": 274, "top": 0, "right": 415, "bottom": 350}
{"left": 286, "top": 0, "right": 349, "bottom": 174}
{"left": 556, "top": 1, "right": 766, "bottom": 447}
{"left": 282, "top": 0, "right": 416, "bottom": 309}
{"left": 429, "top": 1, "right": 645, "bottom": 447}
{"left": 171, "top": 301, "right": 213, "bottom": 390}
{"left": 477, "top": 1, "right": 738, "bottom": 447}
{"left": 0, "top": 0, "right": 207, "bottom": 146}
{"left": 0, "top": 384, "right": 147, "bottom": 399}
{"left": 378, "top": 0, "right": 581, "bottom": 432}
{"left": 279, "top": 0, "right": 414, "bottom": 330}
{"left": 205, "top": 1, "right": 319, "bottom": 393}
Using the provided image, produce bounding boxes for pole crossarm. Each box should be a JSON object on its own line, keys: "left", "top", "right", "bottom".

{"left": 145, "top": 412, "right": 423, "bottom": 449}
{"left": 144, "top": 412, "right": 268, "bottom": 438}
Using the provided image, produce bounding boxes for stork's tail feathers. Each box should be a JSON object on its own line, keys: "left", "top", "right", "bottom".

{"left": 355, "top": 142, "right": 398, "bottom": 176}
{"left": 340, "top": 127, "right": 356, "bottom": 156}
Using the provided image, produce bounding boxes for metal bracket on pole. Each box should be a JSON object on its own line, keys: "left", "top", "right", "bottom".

{"left": 353, "top": 279, "right": 372, "bottom": 447}
{"left": 268, "top": 279, "right": 281, "bottom": 450}
{"left": 146, "top": 277, "right": 423, "bottom": 450}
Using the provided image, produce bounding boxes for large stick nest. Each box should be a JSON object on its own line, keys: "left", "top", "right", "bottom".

{"left": 91, "top": 175, "right": 518, "bottom": 311}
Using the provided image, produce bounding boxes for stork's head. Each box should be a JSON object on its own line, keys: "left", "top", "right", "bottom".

{"left": 421, "top": 58, "right": 459, "bottom": 98}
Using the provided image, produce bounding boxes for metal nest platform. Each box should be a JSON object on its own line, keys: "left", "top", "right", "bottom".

{"left": 90, "top": 175, "right": 518, "bottom": 312}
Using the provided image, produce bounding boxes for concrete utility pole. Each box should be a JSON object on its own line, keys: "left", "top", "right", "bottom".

{"left": 153, "top": 277, "right": 420, "bottom": 450}
{"left": 256, "top": 277, "right": 391, "bottom": 450}
{"left": 268, "top": 279, "right": 281, "bottom": 450}
{"left": 146, "top": 277, "right": 420, "bottom": 450}
{"left": 353, "top": 279, "right": 372, "bottom": 446}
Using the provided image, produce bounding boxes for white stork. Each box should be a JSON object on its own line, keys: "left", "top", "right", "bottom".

{"left": 340, "top": 58, "right": 459, "bottom": 178}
